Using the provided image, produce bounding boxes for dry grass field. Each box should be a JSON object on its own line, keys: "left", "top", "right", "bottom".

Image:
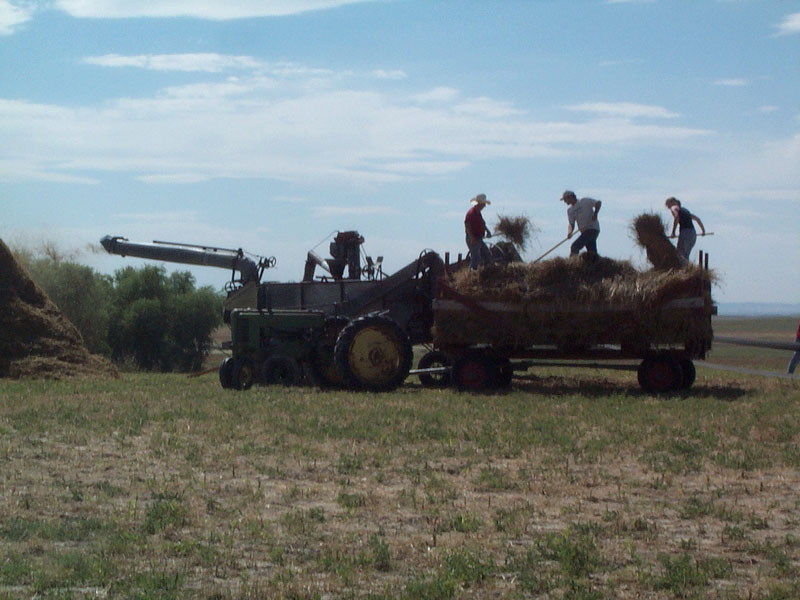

{"left": 1, "top": 317, "right": 798, "bottom": 599}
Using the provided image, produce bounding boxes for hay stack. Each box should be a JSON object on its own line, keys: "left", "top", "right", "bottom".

{"left": 435, "top": 255, "right": 713, "bottom": 353}
{"left": 632, "top": 212, "right": 683, "bottom": 270}
{"left": 0, "top": 238, "right": 118, "bottom": 380}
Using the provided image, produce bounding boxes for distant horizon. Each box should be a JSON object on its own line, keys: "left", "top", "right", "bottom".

{"left": 716, "top": 302, "right": 800, "bottom": 318}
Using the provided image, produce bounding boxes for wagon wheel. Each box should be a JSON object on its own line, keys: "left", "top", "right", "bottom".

{"left": 417, "top": 350, "right": 453, "bottom": 388}
{"left": 452, "top": 352, "right": 493, "bottom": 391}
{"left": 334, "top": 315, "right": 413, "bottom": 392}
{"left": 231, "top": 357, "right": 256, "bottom": 391}
{"left": 678, "top": 358, "right": 696, "bottom": 389}
{"left": 309, "top": 317, "right": 349, "bottom": 388}
{"left": 637, "top": 354, "right": 683, "bottom": 394}
{"left": 492, "top": 357, "right": 514, "bottom": 388}
{"left": 262, "top": 355, "right": 302, "bottom": 386}
{"left": 219, "top": 357, "right": 234, "bottom": 389}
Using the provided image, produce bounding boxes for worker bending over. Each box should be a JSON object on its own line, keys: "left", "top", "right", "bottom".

{"left": 561, "top": 190, "right": 601, "bottom": 259}
{"left": 665, "top": 197, "right": 705, "bottom": 264}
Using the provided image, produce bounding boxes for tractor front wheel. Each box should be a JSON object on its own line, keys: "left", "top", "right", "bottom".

{"left": 262, "top": 355, "right": 302, "bottom": 386}
{"left": 231, "top": 357, "right": 256, "bottom": 391}
{"left": 219, "top": 357, "right": 234, "bottom": 389}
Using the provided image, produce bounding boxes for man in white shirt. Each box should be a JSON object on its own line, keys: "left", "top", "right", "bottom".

{"left": 561, "top": 190, "right": 602, "bottom": 259}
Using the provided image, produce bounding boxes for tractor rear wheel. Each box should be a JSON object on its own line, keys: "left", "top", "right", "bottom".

{"left": 417, "top": 350, "right": 453, "bottom": 388}
{"left": 334, "top": 315, "right": 412, "bottom": 391}
{"left": 231, "top": 357, "right": 256, "bottom": 391}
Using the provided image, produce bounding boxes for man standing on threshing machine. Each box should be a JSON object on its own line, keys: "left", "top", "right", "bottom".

{"left": 464, "top": 193, "right": 493, "bottom": 270}
{"left": 561, "top": 190, "right": 601, "bottom": 259}
{"left": 665, "top": 197, "right": 706, "bottom": 264}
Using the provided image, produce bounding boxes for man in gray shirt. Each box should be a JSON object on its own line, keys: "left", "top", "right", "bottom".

{"left": 561, "top": 190, "right": 602, "bottom": 258}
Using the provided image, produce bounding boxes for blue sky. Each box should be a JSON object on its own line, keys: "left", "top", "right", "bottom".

{"left": 1, "top": 0, "right": 799, "bottom": 304}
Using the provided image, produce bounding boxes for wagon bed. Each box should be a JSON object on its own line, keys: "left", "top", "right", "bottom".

{"left": 422, "top": 274, "right": 716, "bottom": 393}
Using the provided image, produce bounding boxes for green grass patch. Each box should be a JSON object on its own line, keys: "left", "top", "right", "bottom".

{"left": 0, "top": 334, "right": 797, "bottom": 598}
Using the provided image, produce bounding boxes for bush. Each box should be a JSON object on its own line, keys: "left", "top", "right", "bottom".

{"left": 109, "top": 266, "right": 222, "bottom": 371}
{"left": 13, "top": 245, "right": 223, "bottom": 372}
{"left": 17, "top": 253, "right": 113, "bottom": 355}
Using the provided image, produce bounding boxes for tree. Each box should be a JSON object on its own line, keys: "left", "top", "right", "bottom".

{"left": 108, "top": 266, "right": 223, "bottom": 371}
{"left": 12, "top": 244, "right": 224, "bottom": 372}
{"left": 17, "top": 253, "right": 113, "bottom": 355}
{"left": 168, "top": 287, "right": 221, "bottom": 371}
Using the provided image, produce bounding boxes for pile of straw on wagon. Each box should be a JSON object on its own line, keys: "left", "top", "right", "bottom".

{"left": 435, "top": 213, "right": 714, "bottom": 354}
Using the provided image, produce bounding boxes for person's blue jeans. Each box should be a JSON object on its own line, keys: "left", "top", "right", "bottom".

{"left": 466, "top": 235, "right": 491, "bottom": 270}
{"left": 788, "top": 337, "right": 800, "bottom": 374}
{"left": 677, "top": 229, "right": 697, "bottom": 263}
{"left": 570, "top": 229, "right": 599, "bottom": 256}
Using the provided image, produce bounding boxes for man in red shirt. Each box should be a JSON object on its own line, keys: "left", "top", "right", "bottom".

{"left": 464, "top": 193, "right": 492, "bottom": 270}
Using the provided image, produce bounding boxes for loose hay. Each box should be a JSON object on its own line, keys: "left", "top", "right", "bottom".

{"left": 632, "top": 212, "right": 683, "bottom": 270}
{"left": 0, "top": 238, "right": 118, "bottom": 380}
{"left": 494, "top": 215, "right": 535, "bottom": 252}
{"left": 435, "top": 253, "right": 714, "bottom": 354}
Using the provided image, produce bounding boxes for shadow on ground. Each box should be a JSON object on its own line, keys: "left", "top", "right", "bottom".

{"left": 501, "top": 374, "right": 749, "bottom": 401}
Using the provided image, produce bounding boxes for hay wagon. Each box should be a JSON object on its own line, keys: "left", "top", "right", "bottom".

{"left": 415, "top": 255, "right": 716, "bottom": 393}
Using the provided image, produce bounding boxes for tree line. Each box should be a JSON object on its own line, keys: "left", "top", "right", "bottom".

{"left": 14, "top": 246, "right": 223, "bottom": 372}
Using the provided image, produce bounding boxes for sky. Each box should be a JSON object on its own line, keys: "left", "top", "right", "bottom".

{"left": 1, "top": 0, "right": 799, "bottom": 305}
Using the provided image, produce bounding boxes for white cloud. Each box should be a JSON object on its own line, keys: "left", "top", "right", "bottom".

{"left": 689, "top": 130, "right": 800, "bottom": 205}
{"left": 565, "top": 102, "right": 679, "bottom": 119}
{"left": 414, "top": 87, "right": 460, "bottom": 104}
{"left": 776, "top": 12, "right": 800, "bottom": 36}
{"left": 84, "top": 53, "right": 262, "bottom": 72}
{"left": 371, "top": 69, "right": 406, "bottom": 81}
{"left": 314, "top": 205, "right": 402, "bottom": 217}
{"left": 598, "top": 58, "right": 643, "bottom": 68}
{"left": 0, "top": 158, "right": 98, "bottom": 184}
{"left": 54, "top": 0, "right": 376, "bottom": 20}
{"left": 0, "top": 0, "right": 34, "bottom": 35}
{"left": 453, "top": 97, "right": 525, "bottom": 119}
{"left": 0, "top": 63, "right": 712, "bottom": 186}
{"left": 137, "top": 173, "right": 210, "bottom": 184}
{"left": 713, "top": 78, "right": 749, "bottom": 87}
{"left": 113, "top": 210, "right": 201, "bottom": 224}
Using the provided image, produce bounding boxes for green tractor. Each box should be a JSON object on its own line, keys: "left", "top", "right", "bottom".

{"left": 218, "top": 308, "right": 413, "bottom": 392}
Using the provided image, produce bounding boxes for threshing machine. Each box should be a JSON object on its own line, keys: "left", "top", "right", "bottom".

{"left": 101, "top": 231, "right": 448, "bottom": 391}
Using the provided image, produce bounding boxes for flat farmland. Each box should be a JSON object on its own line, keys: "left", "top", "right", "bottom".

{"left": 709, "top": 315, "right": 799, "bottom": 372}
{"left": 0, "top": 317, "right": 798, "bottom": 599}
